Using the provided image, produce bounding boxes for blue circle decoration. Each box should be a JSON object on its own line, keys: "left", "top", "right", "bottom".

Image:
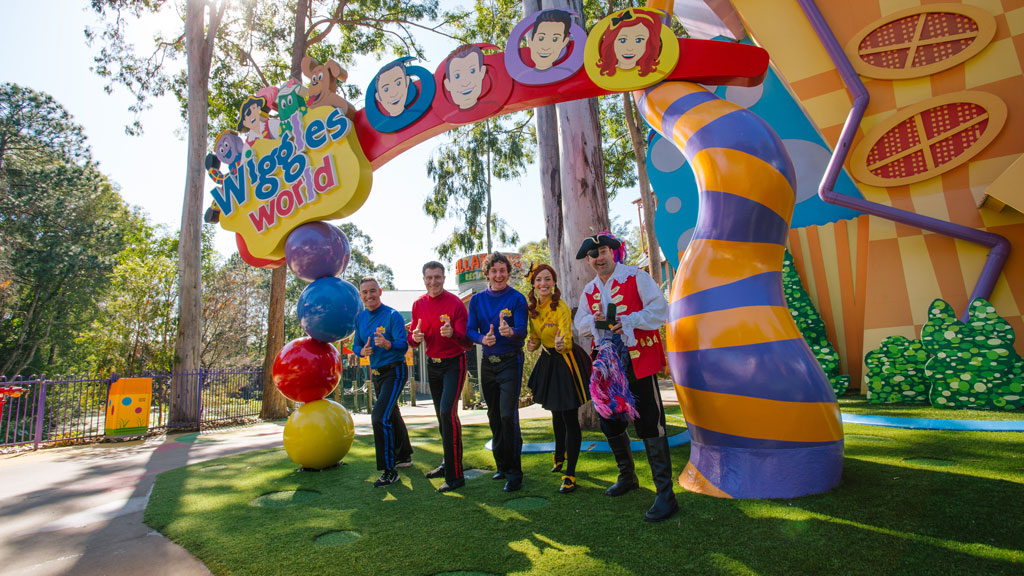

{"left": 285, "top": 222, "right": 351, "bottom": 282}
{"left": 365, "top": 57, "right": 436, "bottom": 133}
{"left": 504, "top": 10, "right": 586, "bottom": 86}
{"left": 296, "top": 277, "right": 364, "bottom": 343}
{"left": 121, "top": 397, "right": 132, "bottom": 406}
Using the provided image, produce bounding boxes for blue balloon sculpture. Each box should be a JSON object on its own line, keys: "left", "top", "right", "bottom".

{"left": 296, "top": 277, "right": 363, "bottom": 343}
{"left": 285, "top": 222, "right": 351, "bottom": 282}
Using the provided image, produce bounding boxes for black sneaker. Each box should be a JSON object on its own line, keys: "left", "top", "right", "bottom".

{"left": 425, "top": 465, "right": 445, "bottom": 479}
{"left": 396, "top": 457, "right": 413, "bottom": 468}
{"left": 492, "top": 471, "right": 506, "bottom": 480}
{"left": 373, "top": 469, "right": 399, "bottom": 487}
{"left": 503, "top": 478, "right": 522, "bottom": 492}
{"left": 437, "top": 478, "right": 466, "bottom": 493}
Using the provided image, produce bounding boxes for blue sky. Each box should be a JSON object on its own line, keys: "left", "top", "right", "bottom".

{"left": 0, "top": 2, "right": 640, "bottom": 289}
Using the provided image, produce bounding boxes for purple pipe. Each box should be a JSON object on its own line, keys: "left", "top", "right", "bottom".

{"left": 797, "top": 0, "right": 1011, "bottom": 322}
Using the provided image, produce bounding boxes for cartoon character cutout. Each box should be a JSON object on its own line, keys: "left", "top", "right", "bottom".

{"left": 301, "top": 56, "right": 355, "bottom": 119}
{"left": 526, "top": 10, "right": 572, "bottom": 71}
{"left": 204, "top": 130, "right": 245, "bottom": 186}
{"left": 504, "top": 10, "right": 586, "bottom": 86}
{"left": 236, "top": 87, "right": 281, "bottom": 146}
{"left": 276, "top": 80, "right": 308, "bottom": 150}
{"left": 583, "top": 8, "right": 679, "bottom": 91}
{"left": 444, "top": 45, "right": 487, "bottom": 110}
{"left": 376, "top": 60, "right": 411, "bottom": 117}
{"left": 366, "top": 56, "right": 437, "bottom": 133}
{"left": 597, "top": 9, "right": 662, "bottom": 77}
{"left": 440, "top": 314, "right": 451, "bottom": 325}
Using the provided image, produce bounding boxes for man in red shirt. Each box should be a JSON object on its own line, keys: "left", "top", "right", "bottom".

{"left": 409, "top": 261, "right": 473, "bottom": 492}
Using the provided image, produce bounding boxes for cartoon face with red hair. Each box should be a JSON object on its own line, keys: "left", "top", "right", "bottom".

{"left": 596, "top": 10, "right": 662, "bottom": 77}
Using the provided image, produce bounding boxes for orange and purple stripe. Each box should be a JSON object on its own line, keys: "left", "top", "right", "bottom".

{"left": 638, "top": 81, "right": 844, "bottom": 499}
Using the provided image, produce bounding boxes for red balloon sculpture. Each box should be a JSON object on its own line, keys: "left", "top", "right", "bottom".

{"left": 272, "top": 337, "right": 343, "bottom": 403}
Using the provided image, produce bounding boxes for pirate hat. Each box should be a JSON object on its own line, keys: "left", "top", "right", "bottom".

{"left": 575, "top": 232, "right": 622, "bottom": 260}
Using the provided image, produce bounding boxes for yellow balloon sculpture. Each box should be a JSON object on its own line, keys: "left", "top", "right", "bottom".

{"left": 283, "top": 399, "right": 355, "bottom": 469}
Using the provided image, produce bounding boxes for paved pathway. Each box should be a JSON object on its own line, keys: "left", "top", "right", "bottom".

{"left": 0, "top": 383, "right": 676, "bottom": 575}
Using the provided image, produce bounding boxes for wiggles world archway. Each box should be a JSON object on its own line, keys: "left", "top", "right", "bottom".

{"left": 205, "top": 2, "right": 844, "bottom": 499}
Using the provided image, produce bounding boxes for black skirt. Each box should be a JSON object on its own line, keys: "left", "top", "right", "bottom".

{"left": 528, "top": 344, "right": 592, "bottom": 412}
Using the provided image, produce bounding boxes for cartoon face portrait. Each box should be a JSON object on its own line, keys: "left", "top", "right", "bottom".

{"left": 596, "top": 10, "right": 663, "bottom": 77}
{"left": 214, "top": 131, "right": 244, "bottom": 165}
{"left": 613, "top": 24, "right": 650, "bottom": 70}
{"left": 236, "top": 96, "right": 268, "bottom": 134}
{"left": 375, "top": 62, "right": 410, "bottom": 117}
{"left": 443, "top": 45, "right": 486, "bottom": 110}
{"left": 526, "top": 10, "right": 572, "bottom": 71}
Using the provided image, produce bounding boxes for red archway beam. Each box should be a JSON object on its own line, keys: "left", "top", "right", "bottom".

{"left": 354, "top": 39, "right": 769, "bottom": 170}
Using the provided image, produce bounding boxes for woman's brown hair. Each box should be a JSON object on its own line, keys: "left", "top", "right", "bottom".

{"left": 527, "top": 263, "right": 561, "bottom": 319}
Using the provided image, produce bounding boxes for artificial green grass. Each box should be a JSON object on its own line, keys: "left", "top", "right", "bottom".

{"left": 838, "top": 397, "right": 1024, "bottom": 420}
{"left": 146, "top": 411, "right": 1024, "bottom": 576}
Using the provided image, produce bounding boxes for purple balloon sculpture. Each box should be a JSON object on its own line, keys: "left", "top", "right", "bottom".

{"left": 285, "top": 222, "right": 351, "bottom": 282}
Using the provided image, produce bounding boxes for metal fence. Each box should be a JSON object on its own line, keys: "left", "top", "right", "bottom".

{"left": 0, "top": 368, "right": 264, "bottom": 450}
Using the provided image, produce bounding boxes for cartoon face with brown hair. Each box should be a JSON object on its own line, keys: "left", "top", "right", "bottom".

{"left": 526, "top": 10, "right": 572, "bottom": 71}
{"left": 375, "top": 62, "right": 410, "bottom": 117}
{"left": 444, "top": 46, "right": 486, "bottom": 110}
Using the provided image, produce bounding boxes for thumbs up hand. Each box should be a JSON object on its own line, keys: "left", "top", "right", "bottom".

{"left": 526, "top": 334, "right": 539, "bottom": 352}
{"left": 412, "top": 319, "right": 424, "bottom": 343}
{"left": 440, "top": 317, "right": 453, "bottom": 338}
{"left": 498, "top": 315, "right": 513, "bottom": 337}
{"left": 554, "top": 329, "right": 565, "bottom": 353}
{"left": 360, "top": 337, "right": 373, "bottom": 357}
{"left": 482, "top": 324, "right": 497, "bottom": 346}
{"left": 374, "top": 330, "right": 390, "bottom": 350}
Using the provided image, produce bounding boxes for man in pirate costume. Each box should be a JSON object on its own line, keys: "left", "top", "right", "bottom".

{"left": 409, "top": 261, "right": 473, "bottom": 493}
{"left": 573, "top": 232, "right": 679, "bottom": 522}
{"left": 467, "top": 252, "right": 529, "bottom": 492}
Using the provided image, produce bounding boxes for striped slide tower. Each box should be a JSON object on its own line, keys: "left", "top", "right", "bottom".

{"left": 636, "top": 82, "right": 844, "bottom": 498}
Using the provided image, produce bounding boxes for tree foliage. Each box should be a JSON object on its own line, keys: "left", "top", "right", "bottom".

{"left": 424, "top": 0, "right": 535, "bottom": 261}
{"left": 0, "top": 131, "right": 135, "bottom": 375}
{"left": 0, "top": 83, "right": 92, "bottom": 171}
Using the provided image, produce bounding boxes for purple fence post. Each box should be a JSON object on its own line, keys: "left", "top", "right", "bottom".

{"left": 33, "top": 377, "right": 48, "bottom": 450}
{"left": 196, "top": 369, "right": 205, "bottom": 429}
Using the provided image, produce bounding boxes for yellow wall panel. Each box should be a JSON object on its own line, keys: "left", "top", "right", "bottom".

{"left": 908, "top": 178, "right": 951, "bottom": 222}
{"left": 1006, "top": 6, "right": 1024, "bottom": 36}
{"left": 965, "top": 38, "right": 1024, "bottom": 88}
{"left": 892, "top": 77, "right": 933, "bottom": 109}
{"left": 800, "top": 89, "right": 854, "bottom": 131}
{"left": 898, "top": 235, "right": 943, "bottom": 325}
{"left": 731, "top": 0, "right": 837, "bottom": 82}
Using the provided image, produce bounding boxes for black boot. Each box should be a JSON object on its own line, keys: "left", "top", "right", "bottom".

{"left": 642, "top": 436, "right": 679, "bottom": 522}
{"left": 604, "top": 432, "right": 639, "bottom": 497}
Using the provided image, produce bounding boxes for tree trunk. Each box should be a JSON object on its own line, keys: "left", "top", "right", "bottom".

{"left": 623, "top": 93, "right": 663, "bottom": 286}
{"left": 260, "top": 0, "right": 309, "bottom": 421}
{"left": 171, "top": 0, "right": 213, "bottom": 426}
{"left": 260, "top": 266, "right": 287, "bottom": 419}
{"left": 553, "top": 0, "right": 610, "bottom": 430}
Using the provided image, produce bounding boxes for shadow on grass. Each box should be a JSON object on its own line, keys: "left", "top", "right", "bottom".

{"left": 145, "top": 424, "right": 1023, "bottom": 576}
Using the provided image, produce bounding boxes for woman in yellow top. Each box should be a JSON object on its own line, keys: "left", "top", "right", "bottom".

{"left": 526, "top": 264, "right": 591, "bottom": 493}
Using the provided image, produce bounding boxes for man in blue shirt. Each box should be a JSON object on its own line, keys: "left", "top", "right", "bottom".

{"left": 467, "top": 253, "right": 528, "bottom": 491}
{"left": 352, "top": 277, "right": 413, "bottom": 487}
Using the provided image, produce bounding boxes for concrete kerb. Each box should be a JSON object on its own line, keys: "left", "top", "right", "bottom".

{"left": 0, "top": 379, "right": 679, "bottom": 575}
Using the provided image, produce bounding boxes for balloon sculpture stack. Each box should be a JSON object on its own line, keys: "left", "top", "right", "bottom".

{"left": 272, "top": 221, "right": 362, "bottom": 470}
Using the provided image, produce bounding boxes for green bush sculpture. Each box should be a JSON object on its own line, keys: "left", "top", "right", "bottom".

{"left": 922, "top": 298, "right": 1024, "bottom": 410}
{"left": 864, "top": 335, "right": 930, "bottom": 404}
{"left": 782, "top": 250, "right": 850, "bottom": 396}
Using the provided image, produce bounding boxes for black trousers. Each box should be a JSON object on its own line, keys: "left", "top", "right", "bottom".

{"left": 599, "top": 364, "right": 667, "bottom": 440}
{"left": 480, "top": 352, "right": 523, "bottom": 479}
{"left": 371, "top": 362, "right": 412, "bottom": 470}
{"left": 552, "top": 408, "right": 582, "bottom": 475}
{"left": 427, "top": 354, "right": 467, "bottom": 483}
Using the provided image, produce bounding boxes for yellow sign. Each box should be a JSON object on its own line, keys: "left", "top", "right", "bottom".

{"left": 211, "top": 107, "right": 373, "bottom": 260}
{"left": 105, "top": 378, "right": 153, "bottom": 437}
